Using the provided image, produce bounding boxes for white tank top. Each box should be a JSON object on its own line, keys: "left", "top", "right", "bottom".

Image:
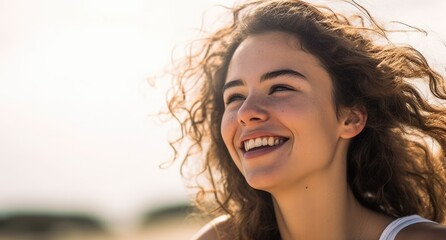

{"left": 379, "top": 215, "right": 435, "bottom": 240}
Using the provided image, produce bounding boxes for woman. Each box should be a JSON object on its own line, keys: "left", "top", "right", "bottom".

{"left": 166, "top": 0, "right": 446, "bottom": 239}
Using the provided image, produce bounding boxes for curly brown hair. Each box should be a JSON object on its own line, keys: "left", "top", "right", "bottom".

{"left": 165, "top": 0, "right": 446, "bottom": 239}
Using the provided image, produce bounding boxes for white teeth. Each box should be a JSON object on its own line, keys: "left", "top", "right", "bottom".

{"left": 243, "top": 137, "right": 285, "bottom": 152}
{"left": 268, "top": 137, "right": 274, "bottom": 146}
{"left": 245, "top": 139, "right": 255, "bottom": 151}
{"left": 254, "top": 138, "right": 262, "bottom": 148}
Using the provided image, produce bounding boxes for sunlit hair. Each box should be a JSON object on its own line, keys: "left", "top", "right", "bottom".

{"left": 165, "top": 0, "right": 446, "bottom": 239}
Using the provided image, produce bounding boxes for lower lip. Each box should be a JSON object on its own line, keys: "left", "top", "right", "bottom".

{"left": 242, "top": 141, "right": 287, "bottom": 159}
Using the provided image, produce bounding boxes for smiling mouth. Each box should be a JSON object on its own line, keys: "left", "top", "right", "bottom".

{"left": 242, "top": 136, "right": 288, "bottom": 152}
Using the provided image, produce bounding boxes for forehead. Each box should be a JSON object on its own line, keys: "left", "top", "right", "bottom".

{"left": 226, "top": 31, "right": 327, "bottom": 83}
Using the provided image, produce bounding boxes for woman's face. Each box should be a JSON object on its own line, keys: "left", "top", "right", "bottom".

{"left": 221, "top": 31, "right": 350, "bottom": 191}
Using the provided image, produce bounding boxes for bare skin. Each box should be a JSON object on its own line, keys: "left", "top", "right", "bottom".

{"left": 192, "top": 31, "right": 446, "bottom": 240}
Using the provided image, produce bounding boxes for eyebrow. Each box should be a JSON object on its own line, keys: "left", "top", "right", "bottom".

{"left": 261, "top": 69, "right": 306, "bottom": 82}
{"left": 222, "top": 69, "right": 307, "bottom": 93}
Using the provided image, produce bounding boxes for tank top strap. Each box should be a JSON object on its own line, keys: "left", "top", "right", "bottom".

{"left": 379, "top": 215, "right": 435, "bottom": 240}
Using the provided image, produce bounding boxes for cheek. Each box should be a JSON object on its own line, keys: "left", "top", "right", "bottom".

{"left": 221, "top": 110, "right": 245, "bottom": 169}
{"left": 220, "top": 110, "right": 237, "bottom": 151}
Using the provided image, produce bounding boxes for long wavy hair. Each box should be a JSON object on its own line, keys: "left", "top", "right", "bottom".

{"left": 165, "top": 0, "right": 446, "bottom": 239}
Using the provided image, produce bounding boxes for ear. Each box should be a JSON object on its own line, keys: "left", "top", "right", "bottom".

{"left": 339, "top": 106, "right": 367, "bottom": 139}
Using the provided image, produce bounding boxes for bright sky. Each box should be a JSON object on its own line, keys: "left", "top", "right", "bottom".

{"left": 0, "top": 0, "right": 445, "bottom": 225}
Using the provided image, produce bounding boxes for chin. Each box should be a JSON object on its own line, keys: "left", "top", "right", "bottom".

{"left": 244, "top": 169, "right": 284, "bottom": 191}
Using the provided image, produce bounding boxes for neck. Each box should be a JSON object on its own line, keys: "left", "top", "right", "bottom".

{"left": 270, "top": 153, "right": 383, "bottom": 240}
{"left": 272, "top": 175, "right": 356, "bottom": 240}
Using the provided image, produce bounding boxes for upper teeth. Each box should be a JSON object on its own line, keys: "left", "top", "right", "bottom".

{"left": 243, "top": 137, "right": 283, "bottom": 152}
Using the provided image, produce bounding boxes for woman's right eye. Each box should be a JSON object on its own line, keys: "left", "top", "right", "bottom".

{"left": 225, "top": 94, "right": 245, "bottom": 105}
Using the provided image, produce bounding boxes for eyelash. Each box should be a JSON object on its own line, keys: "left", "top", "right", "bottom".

{"left": 225, "top": 94, "right": 245, "bottom": 105}
{"left": 224, "top": 84, "right": 296, "bottom": 105}
{"left": 269, "top": 84, "right": 295, "bottom": 94}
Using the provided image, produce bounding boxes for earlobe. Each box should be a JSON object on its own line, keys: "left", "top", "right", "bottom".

{"left": 340, "top": 107, "right": 367, "bottom": 139}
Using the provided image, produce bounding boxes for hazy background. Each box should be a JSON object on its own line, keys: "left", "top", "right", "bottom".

{"left": 0, "top": 0, "right": 445, "bottom": 238}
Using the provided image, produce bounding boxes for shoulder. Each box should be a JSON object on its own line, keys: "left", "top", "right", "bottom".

{"left": 190, "top": 215, "right": 233, "bottom": 240}
{"left": 397, "top": 222, "right": 446, "bottom": 240}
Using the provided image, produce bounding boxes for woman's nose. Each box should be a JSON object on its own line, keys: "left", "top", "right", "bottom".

{"left": 237, "top": 95, "right": 269, "bottom": 126}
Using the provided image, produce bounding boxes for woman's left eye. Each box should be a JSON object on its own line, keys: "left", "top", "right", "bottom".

{"left": 269, "top": 84, "right": 294, "bottom": 94}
